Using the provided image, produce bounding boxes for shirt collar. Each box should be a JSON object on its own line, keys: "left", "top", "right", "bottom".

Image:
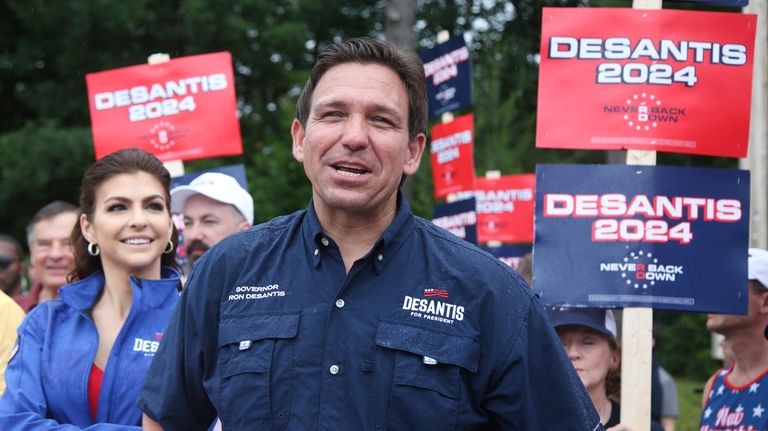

{"left": 59, "top": 266, "right": 181, "bottom": 311}
{"left": 302, "top": 191, "right": 416, "bottom": 273}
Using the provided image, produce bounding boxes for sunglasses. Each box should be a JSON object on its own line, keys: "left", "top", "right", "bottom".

{"left": 0, "top": 256, "right": 17, "bottom": 269}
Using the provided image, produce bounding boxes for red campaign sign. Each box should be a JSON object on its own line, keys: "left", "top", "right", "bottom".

{"left": 430, "top": 113, "right": 476, "bottom": 198}
{"left": 474, "top": 174, "right": 535, "bottom": 244}
{"left": 86, "top": 52, "right": 242, "bottom": 161}
{"left": 536, "top": 8, "right": 757, "bottom": 158}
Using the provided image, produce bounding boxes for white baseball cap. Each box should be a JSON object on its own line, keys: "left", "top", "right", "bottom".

{"left": 171, "top": 172, "right": 254, "bottom": 224}
{"left": 748, "top": 248, "right": 768, "bottom": 290}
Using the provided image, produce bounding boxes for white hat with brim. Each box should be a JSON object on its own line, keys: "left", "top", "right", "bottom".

{"left": 171, "top": 172, "right": 254, "bottom": 225}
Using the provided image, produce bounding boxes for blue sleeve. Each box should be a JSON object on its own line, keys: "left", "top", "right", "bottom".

{"left": 484, "top": 297, "right": 604, "bottom": 431}
{"left": 0, "top": 310, "right": 138, "bottom": 431}
{"left": 137, "top": 266, "right": 217, "bottom": 430}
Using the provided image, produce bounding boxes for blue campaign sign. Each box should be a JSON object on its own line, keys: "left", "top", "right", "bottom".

{"left": 170, "top": 163, "right": 248, "bottom": 190}
{"left": 432, "top": 198, "right": 478, "bottom": 245}
{"left": 420, "top": 35, "right": 472, "bottom": 119}
{"left": 534, "top": 164, "right": 749, "bottom": 313}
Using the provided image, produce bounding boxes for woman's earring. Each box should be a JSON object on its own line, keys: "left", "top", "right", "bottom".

{"left": 87, "top": 242, "right": 100, "bottom": 256}
{"left": 164, "top": 239, "right": 174, "bottom": 254}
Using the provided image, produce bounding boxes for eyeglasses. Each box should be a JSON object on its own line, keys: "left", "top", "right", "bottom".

{"left": 0, "top": 256, "right": 17, "bottom": 269}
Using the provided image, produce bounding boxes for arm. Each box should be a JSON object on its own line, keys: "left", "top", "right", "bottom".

{"left": 136, "top": 268, "right": 217, "bottom": 430}
{"left": 660, "top": 417, "right": 675, "bottom": 431}
{"left": 484, "top": 297, "right": 603, "bottom": 430}
{"left": 0, "top": 296, "right": 24, "bottom": 394}
{"left": 658, "top": 367, "right": 678, "bottom": 431}
{"left": 701, "top": 372, "right": 718, "bottom": 409}
{"left": 141, "top": 414, "right": 163, "bottom": 431}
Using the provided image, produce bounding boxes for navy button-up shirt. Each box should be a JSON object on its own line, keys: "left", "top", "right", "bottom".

{"left": 139, "top": 196, "right": 601, "bottom": 430}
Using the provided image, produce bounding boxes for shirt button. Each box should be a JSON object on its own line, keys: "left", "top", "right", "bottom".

{"left": 329, "top": 364, "right": 340, "bottom": 375}
{"left": 335, "top": 299, "right": 345, "bottom": 308}
{"left": 377, "top": 254, "right": 383, "bottom": 261}
{"left": 314, "top": 248, "right": 319, "bottom": 256}
{"left": 321, "top": 237, "right": 329, "bottom": 246}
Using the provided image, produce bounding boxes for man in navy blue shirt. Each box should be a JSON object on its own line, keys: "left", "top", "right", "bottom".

{"left": 139, "top": 37, "right": 601, "bottom": 430}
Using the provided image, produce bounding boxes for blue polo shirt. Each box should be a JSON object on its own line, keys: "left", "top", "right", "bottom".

{"left": 138, "top": 196, "right": 601, "bottom": 430}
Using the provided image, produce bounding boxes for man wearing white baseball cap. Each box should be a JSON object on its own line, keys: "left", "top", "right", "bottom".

{"left": 171, "top": 172, "right": 254, "bottom": 264}
{"left": 700, "top": 248, "right": 768, "bottom": 430}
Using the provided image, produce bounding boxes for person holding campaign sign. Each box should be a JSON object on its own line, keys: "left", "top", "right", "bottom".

{"left": 548, "top": 308, "right": 664, "bottom": 431}
{"left": 139, "top": 37, "right": 599, "bottom": 430}
{"left": 699, "top": 248, "right": 768, "bottom": 431}
{"left": 0, "top": 149, "right": 182, "bottom": 429}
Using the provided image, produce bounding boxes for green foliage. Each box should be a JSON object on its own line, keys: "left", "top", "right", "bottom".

{"left": 677, "top": 377, "right": 707, "bottom": 431}
{"left": 0, "top": 121, "right": 93, "bottom": 240}
{"left": 655, "top": 311, "right": 722, "bottom": 381}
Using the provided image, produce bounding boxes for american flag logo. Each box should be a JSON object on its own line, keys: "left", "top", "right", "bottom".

{"left": 154, "top": 332, "right": 164, "bottom": 342}
{"left": 423, "top": 288, "right": 449, "bottom": 299}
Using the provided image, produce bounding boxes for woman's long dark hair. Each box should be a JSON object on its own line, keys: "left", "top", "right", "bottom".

{"left": 68, "top": 148, "right": 180, "bottom": 281}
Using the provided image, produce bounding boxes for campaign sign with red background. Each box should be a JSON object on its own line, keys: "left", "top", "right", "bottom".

{"left": 430, "top": 113, "right": 476, "bottom": 198}
{"left": 432, "top": 198, "right": 478, "bottom": 245}
{"left": 536, "top": 8, "right": 756, "bottom": 158}
{"left": 534, "top": 164, "right": 749, "bottom": 313}
{"left": 86, "top": 52, "right": 242, "bottom": 161}
{"left": 469, "top": 174, "right": 535, "bottom": 244}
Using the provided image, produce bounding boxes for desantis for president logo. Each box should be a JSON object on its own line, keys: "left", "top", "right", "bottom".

{"left": 599, "top": 250, "right": 684, "bottom": 290}
{"left": 402, "top": 288, "right": 464, "bottom": 325}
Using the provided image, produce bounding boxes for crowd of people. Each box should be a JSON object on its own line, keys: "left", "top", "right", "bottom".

{"left": 0, "top": 37, "right": 763, "bottom": 430}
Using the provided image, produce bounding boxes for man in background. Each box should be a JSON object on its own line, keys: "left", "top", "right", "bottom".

{"left": 0, "top": 234, "right": 25, "bottom": 300}
{"left": 170, "top": 172, "right": 253, "bottom": 265}
{"left": 17, "top": 201, "right": 78, "bottom": 312}
{"left": 700, "top": 248, "right": 768, "bottom": 430}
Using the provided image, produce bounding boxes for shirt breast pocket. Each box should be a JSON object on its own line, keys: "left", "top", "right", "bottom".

{"left": 217, "top": 312, "right": 300, "bottom": 431}
{"left": 375, "top": 321, "right": 480, "bottom": 431}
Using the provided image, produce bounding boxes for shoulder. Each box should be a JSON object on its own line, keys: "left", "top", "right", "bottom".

{"left": 658, "top": 366, "right": 676, "bottom": 386}
{"left": 210, "top": 210, "right": 305, "bottom": 257}
{"left": 15, "top": 299, "right": 71, "bottom": 338}
{"left": 702, "top": 368, "right": 724, "bottom": 407}
{"left": 411, "top": 216, "right": 532, "bottom": 297}
{"left": 0, "top": 292, "right": 24, "bottom": 324}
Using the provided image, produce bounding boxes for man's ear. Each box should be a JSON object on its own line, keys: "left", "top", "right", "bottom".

{"left": 291, "top": 119, "right": 306, "bottom": 163}
{"left": 403, "top": 132, "right": 426, "bottom": 176}
{"left": 757, "top": 286, "right": 768, "bottom": 315}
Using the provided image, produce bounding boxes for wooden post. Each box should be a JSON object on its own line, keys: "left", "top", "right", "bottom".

{"left": 147, "top": 53, "right": 185, "bottom": 178}
{"left": 621, "top": 2, "right": 661, "bottom": 429}
{"left": 741, "top": 0, "right": 768, "bottom": 249}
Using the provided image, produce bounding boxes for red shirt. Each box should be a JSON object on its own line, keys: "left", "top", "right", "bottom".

{"left": 88, "top": 364, "right": 103, "bottom": 419}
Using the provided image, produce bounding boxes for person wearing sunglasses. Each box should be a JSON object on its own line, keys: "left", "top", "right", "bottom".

{"left": 0, "top": 235, "right": 25, "bottom": 299}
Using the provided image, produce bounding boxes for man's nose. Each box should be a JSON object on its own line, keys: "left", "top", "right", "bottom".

{"left": 341, "top": 116, "right": 370, "bottom": 152}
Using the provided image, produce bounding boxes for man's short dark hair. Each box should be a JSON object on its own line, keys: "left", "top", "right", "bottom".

{"left": 26, "top": 201, "right": 78, "bottom": 245}
{"left": 0, "top": 234, "right": 24, "bottom": 260}
{"left": 295, "top": 37, "right": 427, "bottom": 140}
